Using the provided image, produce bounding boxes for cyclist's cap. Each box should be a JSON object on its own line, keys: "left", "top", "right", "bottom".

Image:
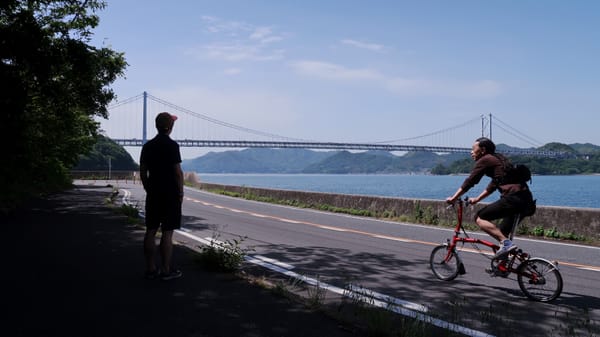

{"left": 155, "top": 112, "right": 178, "bottom": 130}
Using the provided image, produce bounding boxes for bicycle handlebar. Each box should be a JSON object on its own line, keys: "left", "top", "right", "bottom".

{"left": 446, "top": 196, "right": 474, "bottom": 211}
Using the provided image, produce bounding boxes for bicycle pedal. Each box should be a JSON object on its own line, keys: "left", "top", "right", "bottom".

{"left": 485, "top": 267, "right": 509, "bottom": 278}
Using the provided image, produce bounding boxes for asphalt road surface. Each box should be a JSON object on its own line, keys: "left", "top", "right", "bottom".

{"left": 109, "top": 180, "right": 600, "bottom": 337}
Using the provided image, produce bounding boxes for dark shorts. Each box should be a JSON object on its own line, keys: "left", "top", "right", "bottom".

{"left": 476, "top": 190, "right": 534, "bottom": 237}
{"left": 145, "top": 194, "right": 182, "bottom": 231}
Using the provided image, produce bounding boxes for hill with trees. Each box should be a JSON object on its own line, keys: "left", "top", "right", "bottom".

{"left": 183, "top": 143, "right": 600, "bottom": 175}
{"left": 182, "top": 148, "right": 469, "bottom": 174}
{"left": 74, "top": 135, "right": 138, "bottom": 171}
{"left": 182, "top": 148, "right": 334, "bottom": 173}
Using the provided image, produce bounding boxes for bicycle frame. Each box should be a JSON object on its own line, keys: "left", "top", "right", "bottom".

{"left": 443, "top": 196, "right": 530, "bottom": 276}
{"left": 431, "top": 196, "right": 563, "bottom": 302}
{"left": 447, "top": 197, "right": 499, "bottom": 254}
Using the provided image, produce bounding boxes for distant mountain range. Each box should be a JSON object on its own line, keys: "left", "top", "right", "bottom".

{"left": 182, "top": 148, "right": 469, "bottom": 174}
{"left": 182, "top": 143, "right": 600, "bottom": 174}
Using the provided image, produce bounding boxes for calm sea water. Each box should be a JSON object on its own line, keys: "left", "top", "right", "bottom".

{"left": 197, "top": 174, "right": 600, "bottom": 209}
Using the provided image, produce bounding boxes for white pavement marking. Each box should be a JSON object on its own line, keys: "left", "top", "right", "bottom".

{"left": 175, "top": 229, "right": 495, "bottom": 337}
{"left": 253, "top": 255, "right": 295, "bottom": 270}
{"left": 119, "top": 189, "right": 132, "bottom": 205}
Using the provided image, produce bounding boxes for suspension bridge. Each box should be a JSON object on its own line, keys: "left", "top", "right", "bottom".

{"left": 103, "top": 92, "right": 563, "bottom": 157}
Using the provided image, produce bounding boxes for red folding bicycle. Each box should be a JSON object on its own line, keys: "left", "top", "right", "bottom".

{"left": 429, "top": 196, "right": 563, "bottom": 302}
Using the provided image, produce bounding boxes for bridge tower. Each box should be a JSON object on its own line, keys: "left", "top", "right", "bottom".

{"left": 142, "top": 91, "right": 148, "bottom": 144}
{"left": 480, "top": 114, "right": 493, "bottom": 140}
{"left": 489, "top": 113, "right": 492, "bottom": 140}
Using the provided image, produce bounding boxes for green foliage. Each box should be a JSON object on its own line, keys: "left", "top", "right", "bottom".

{"left": 528, "top": 225, "right": 585, "bottom": 242}
{"left": 118, "top": 204, "right": 139, "bottom": 218}
{"left": 545, "top": 227, "right": 560, "bottom": 238}
{"left": 195, "top": 232, "right": 252, "bottom": 272}
{"left": 533, "top": 226, "right": 545, "bottom": 236}
{"left": 75, "top": 135, "right": 138, "bottom": 170}
{"left": 1, "top": 0, "right": 127, "bottom": 212}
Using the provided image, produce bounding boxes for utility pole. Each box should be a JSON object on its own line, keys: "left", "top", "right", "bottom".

{"left": 108, "top": 156, "right": 112, "bottom": 180}
{"left": 143, "top": 91, "right": 148, "bottom": 144}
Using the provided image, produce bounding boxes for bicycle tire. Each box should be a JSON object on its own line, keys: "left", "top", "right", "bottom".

{"left": 430, "top": 244, "right": 461, "bottom": 281}
{"left": 517, "top": 257, "right": 563, "bottom": 302}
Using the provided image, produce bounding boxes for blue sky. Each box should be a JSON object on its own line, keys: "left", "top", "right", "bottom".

{"left": 93, "top": 1, "right": 600, "bottom": 159}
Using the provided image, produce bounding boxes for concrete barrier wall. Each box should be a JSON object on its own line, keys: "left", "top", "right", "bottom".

{"left": 198, "top": 182, "right": 600, "bottom": 242}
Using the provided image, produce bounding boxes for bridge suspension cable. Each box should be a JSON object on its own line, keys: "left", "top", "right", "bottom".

{"left": 145, "top": 93, "right": 313, "bottom": 143}
{"left": 105, "top": 92, "right": 565, "bottom": 157}
{"left": 492, "top": 115, "right": 543, "bottom": 148}
{"left": 107, "top": 93, "right": 144, "bottom": 110}
{"left": 374, "top": 116, "right": 482, "bottom": 144}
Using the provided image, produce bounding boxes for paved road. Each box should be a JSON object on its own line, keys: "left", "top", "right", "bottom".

{"left": 6, "top": 183, "right": 369, "bottom": 337}
{"left": 113, "top": 180, "right": 600, "bottom": 336}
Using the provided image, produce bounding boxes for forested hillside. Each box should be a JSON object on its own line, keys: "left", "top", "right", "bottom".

{"left": 74, "top": 135, "right": 138, "bottom": 171}
{"left": 183, "top": 143, "right": 600, "bottom": 175}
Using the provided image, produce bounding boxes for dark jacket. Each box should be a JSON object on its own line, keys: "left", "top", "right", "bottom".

{"left": 460, "top": 154, "right": 524, "bottom": 196}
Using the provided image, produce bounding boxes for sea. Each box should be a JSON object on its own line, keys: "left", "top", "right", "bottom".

{"left": 197, "top": 173, "right": 600, "bottom": 209}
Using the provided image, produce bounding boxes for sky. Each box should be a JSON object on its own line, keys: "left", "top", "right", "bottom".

{"left": 92, "top": 0, "right": 600, "bottom": 160}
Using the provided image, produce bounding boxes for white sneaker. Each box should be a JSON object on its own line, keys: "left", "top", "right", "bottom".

{"left": 494, "top": 239, "right": 517, "bottom": 259}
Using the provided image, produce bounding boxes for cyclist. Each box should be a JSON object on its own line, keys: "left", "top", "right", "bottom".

{"left": 446, "top": 137, "right": 535, "bottom": 258}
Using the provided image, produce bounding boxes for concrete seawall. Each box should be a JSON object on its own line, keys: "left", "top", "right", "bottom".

{"left": 198, "top": 182, "right": 600, "bottom": 243}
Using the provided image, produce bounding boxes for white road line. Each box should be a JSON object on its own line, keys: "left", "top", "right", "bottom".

{"left": 253, "top": 255, "right": 295, "bottom": 270}
{"left": 119, "top": 189, "right": 132, "bottom": 205}
{"left": 175, "top": 229, "right": 495, "bottom": 337}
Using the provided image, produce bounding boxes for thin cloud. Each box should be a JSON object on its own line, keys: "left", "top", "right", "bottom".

{"left": 199, "top": 43, "right": 284, "bottom": 61}
{"left": 291, "top": 59, "right": 502, "bottom": 98}
{"left": 224, "top": 68, "right": 242, "bottom": 75}
{"left": 250, "top": 27, "right": 284, "bottom": 44}
{"left": 341, "top": 39, "right": 385, "bottom": 52}
{"left": 386, "top": 78, "right": 502, "bottom": 98}
{"left": 194, "top": 16, "right": 286, "bottom": 62}
{"left": 290, "top": 60, "right": 383, "bottom": 81}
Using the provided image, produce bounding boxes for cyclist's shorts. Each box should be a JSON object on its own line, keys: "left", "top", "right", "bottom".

{"left": 477, "top": 190, "right": 533, "bottom": 237}
{"left": 145, "top": 194, "right": 182, "bottom": 231}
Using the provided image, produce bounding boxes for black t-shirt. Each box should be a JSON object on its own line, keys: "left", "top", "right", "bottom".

{"left": 140, "top": 134, "right": 182, "bottom": 197}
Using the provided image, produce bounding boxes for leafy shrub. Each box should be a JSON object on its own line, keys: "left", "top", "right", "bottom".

{"left": 533, "top": 226, "right": 545, "bottom": 236}
{"left": 195, "top": 233, "right": 252, "bottom": 272}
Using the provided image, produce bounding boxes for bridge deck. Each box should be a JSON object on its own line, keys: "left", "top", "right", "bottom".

{"left": 112, "top": 139, "right": 566, "bottom": 157}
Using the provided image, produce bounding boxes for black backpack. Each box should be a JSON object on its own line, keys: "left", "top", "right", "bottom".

{"left": 495, "top": 155, "right": 536, "bottom": 216}
{"left": 504, "top": 163, "right": 533, "bottom": 185}
{"left": 494, "top": 154, "right": 532, "bottom": 185}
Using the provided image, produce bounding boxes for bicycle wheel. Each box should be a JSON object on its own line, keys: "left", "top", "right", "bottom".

{"left": 517, "top": 257, "right": 563, "bottom": 302}
{"left": 430, "top": 244, "right": 461, "bottom": 281}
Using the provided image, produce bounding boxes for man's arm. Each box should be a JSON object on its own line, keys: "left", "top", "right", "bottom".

{"left": 175, "top": 163, "right": 184, "bottom": 199}
{"left": 140, "top": 163, "right": 149, "bottom": 191}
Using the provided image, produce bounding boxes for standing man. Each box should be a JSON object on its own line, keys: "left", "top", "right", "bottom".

{"left": 140, "top": 112, "right": 184, "bottom": 280}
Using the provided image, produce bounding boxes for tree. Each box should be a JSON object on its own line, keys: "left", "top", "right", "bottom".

{"left": 75, "top": 135, "right": 138, "bottom": 171}
{"left": 0, "top": 0, "right": 127, "bottom": 211}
